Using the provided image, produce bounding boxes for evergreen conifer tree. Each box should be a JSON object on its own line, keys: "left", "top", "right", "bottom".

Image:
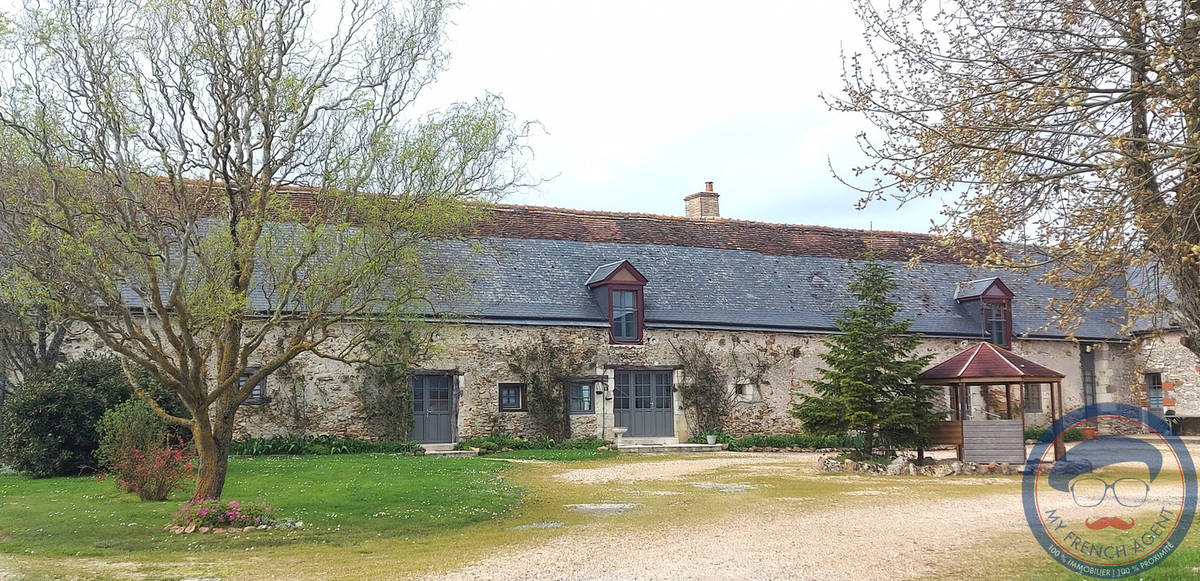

{"left": 791, "top": 256, "right": 941, "bottom": 458}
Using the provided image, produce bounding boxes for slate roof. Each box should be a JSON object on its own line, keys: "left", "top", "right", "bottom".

{"left": 918, "top": 342, "right": 1067, "bottom": 382}
{"left": 111, "top": 204, "right": 1130, "bottom": 341}
{"left": 441, "top": 206, "right": 1129, "bottom": 340}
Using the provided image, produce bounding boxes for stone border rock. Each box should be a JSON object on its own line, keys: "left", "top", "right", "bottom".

{"left": 815, "top": 455, "right": 1033, "bottom": 477}
{"left": 164, "top": 522, "right": 303, "bottom": 534}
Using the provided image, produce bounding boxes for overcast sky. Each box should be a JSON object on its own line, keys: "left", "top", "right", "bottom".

{"left": 415, "top": 0, "right": 948, "bottom": 232}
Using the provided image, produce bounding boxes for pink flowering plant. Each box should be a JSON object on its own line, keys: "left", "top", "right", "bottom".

{"left": 172, "top": 499, "right": 276, "bottom": 528}
{"left": 107, "top": 438, "right": 196, "bottom": 501}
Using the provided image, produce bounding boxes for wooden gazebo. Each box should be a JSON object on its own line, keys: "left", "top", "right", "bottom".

{"left": 919, "top": 342, "right": 1066, "bottom": 462}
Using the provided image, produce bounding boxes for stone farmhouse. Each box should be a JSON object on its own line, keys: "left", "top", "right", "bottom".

{"left": 211, "top": 183, "right": 1200, "bottom": 444}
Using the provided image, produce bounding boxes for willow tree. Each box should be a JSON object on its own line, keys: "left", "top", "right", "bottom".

{"left": 833, "top": 0, "right": 1200, "bottom": 353}
{"left": 0, "top": 0, "right": 528, "bottom": 499}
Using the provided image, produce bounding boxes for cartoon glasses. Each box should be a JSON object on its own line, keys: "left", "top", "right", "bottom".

{"left": 1070, "top": 477, "right": 1150, "bottom": 508}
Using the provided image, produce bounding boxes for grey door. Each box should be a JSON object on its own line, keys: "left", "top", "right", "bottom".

{"left": 1146, "top": 372, "right": 1164, "bottom": 419}
{"left": 614, "top": 370, "right": 674, "bottom": 437}
{"left": 411, "top": 374, "right": 454, "bottom": 443}
{"left": 1081, "top": 346, "right": 1097, "bottom": 408}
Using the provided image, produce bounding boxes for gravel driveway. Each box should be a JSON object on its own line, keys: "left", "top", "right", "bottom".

{"left": 425, "top": 454, "right": 1025, "bottom": 580}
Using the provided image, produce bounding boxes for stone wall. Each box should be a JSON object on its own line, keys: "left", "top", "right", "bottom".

{"left": 231, "top": 325, "right": 1136, "bottom": 441}
{"left": 1136, "top": 331, "right": 1200, "bottom": 422}
{"left": 53, "top": 321, "right": 1140, "bottom": 442}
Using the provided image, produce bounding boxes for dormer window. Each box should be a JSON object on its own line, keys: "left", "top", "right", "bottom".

{"left": 586, "top": 260, "right": 648, "bottom": 344}
{"left": 984, "top": 301, "right": 1010, "bottom": 348}
{"left": 954, "top": 277, "right": 1014, "bottom": 349}
{"left": 612, "top": 289, "right": 640, "bottom": 341}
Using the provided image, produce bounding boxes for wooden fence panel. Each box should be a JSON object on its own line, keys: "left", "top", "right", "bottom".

{"left": 925, "top": 420, "right": 963, "bottom": 445}
{"left": 961, "top": 419, "right": 1026, "bottom": 463}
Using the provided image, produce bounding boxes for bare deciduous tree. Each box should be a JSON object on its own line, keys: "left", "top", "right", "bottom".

{"left": 832, "top": 0, "right": 1200, "bottom": 354}
{"left": 0, "top": 304, "right": 69, "bottom": 381}
{"left": 0, "top": 0, "right": 529, "bottom": 499}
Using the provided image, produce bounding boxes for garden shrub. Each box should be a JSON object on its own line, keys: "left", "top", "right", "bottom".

{"left": 173, "top": 499, "right": 275, "bottom": 529}
{"left": 687, "top": 432, "right": 864, "bottom": 451}
{"left": 1023, "top": 427, "right": 1084, "bottom": 442}
{"left": 229, "top": 435, "right": 423, "bottom": 456}
{"left": 109, "top": 438, "right": 195, "bottom": 501}
{"left": 455, "top": 435, "right": 608, "bottom": 455}
{"left": 0, "top": 356, "right": 132, "bottom": 477}
{"left": 96, "top": 398, "right": 168, "bottom": 491}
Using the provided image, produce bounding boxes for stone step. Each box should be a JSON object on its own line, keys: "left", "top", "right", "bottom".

{"left": 618, "top": 443, "right": 723, "bottom": 454}
{"left": 421, "top": 443, "right": 457, "bottom": 452}
{"left": 424, "top": 449, "right": 478, "bottom": 457}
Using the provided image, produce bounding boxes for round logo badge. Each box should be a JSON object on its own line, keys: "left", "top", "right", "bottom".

{"left": 1023, "top": 403, "right": 1197, "bottom": 578}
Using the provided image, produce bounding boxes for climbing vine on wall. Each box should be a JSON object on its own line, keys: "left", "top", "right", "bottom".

{"left": 243, "top": 337, "right": 331, "bottom": 435}
{"left": 672, "top": 338, "right": 783, "bottom": 435}
{"left": 506, "top": 334, "right": 597, "bottom": 441}
{"left": 354, "top": 326, "right": 434, "bottom": 441}
{"left": 356, "top": 362, "right": 414, "bottom": 441}
{"left": 254, "top": 359, "right": 329, "bottom": 435}
{"left": 672, "top": 340, "right": 734, "bottom": 435}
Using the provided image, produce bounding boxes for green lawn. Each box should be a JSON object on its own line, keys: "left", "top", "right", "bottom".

{"left": 8, "top": 451, "right": 1195, "bottom": 580}
{"left": 0, "top": 454, "right": 520, "bottom": 558}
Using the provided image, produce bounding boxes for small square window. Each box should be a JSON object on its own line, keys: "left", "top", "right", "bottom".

{"left": 1025, "top": 385, "right": 1042, "bottom": 412}
{"left": 569, "top": 384, "right": 594, "bottom": 413}
{"left": 499, "top": 383, "right": 526, "bottom": 412}
{"left": 241, "top": 367, "right": 268, "bottom": 404}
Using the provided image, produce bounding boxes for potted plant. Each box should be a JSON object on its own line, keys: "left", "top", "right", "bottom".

{"left": 705, "top": 433, "right": 719, "bottom": 445}
{"left": 1079, "top": 425, "right": 1098, "bottom": 440}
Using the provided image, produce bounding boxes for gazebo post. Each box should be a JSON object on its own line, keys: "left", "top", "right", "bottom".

{"left": 1052, "top": 381, "right": 1065, "bottom": 460}
{"left": 960, "top": 379, "right": 969, "bottom": 420}
{"left": 1019, "top": 383, "right": 1027, "bottom": 433}
{"left": 1005, "top": 384, "right": 1013, "bottom": 419}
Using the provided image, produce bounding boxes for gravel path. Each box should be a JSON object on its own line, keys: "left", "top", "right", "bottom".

{"left": 555, "top": 453, "right": 808, "bottom": 484}
{"left": 428, "top": 455, "right": 1025, "bottom": 580}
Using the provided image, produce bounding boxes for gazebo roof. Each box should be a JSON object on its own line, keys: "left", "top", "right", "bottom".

{"left": 918, "top": 342, "right": 1066, "bottom": 384}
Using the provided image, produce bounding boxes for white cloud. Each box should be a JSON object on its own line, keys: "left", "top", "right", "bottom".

{"left": 413, "top": 0, "right": 939, "bottom": 231}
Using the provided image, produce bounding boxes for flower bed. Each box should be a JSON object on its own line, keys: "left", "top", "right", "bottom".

{"left": 169, "top": 499, "right": 277, "bottom": 533}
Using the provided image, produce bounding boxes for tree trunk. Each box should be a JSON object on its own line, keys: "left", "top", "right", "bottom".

{"left": 861, "top": 429, "right": 874, "bottom": 459}
{"left": 191, "top": 413, "right": 235, "bottom": 500}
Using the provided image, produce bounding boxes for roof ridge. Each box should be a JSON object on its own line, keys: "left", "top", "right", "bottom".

{"left": 489, "top": 202, "right": 936, "bottom": 238}
{"left": 987, "top": 342, "right": 1025, "bottom": 375}
{"left": 957, "top": 343, "right": 984, "bottom": 377}
{"left": 477, "top": 203, "right": 963, "bottom": 263}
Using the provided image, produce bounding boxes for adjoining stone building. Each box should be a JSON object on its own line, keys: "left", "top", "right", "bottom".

{"left": 207, "top": 184, "right": 1195, "bottom": 443}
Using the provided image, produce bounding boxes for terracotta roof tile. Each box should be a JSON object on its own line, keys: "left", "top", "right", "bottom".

{"left": 474, "top": 204, "right": 956, "bottom": 263}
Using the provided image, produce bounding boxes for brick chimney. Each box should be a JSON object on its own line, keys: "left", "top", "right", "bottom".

{"left": 684, "top": 181, "right": 720, "bottom": 219}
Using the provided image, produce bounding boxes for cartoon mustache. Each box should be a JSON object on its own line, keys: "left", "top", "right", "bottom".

{"left": 1085, "top": 517, "right": 1136, "bottom": 531}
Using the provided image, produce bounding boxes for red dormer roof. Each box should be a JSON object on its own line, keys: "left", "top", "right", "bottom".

{"left": 585, "top": 260, "right": 647, "bottom": 288}
{"left": 918, "top": 342, "right": 1065, "bottom": 383}
{"left": 953, "top": 277, "right": 1014, "bottom": 302}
